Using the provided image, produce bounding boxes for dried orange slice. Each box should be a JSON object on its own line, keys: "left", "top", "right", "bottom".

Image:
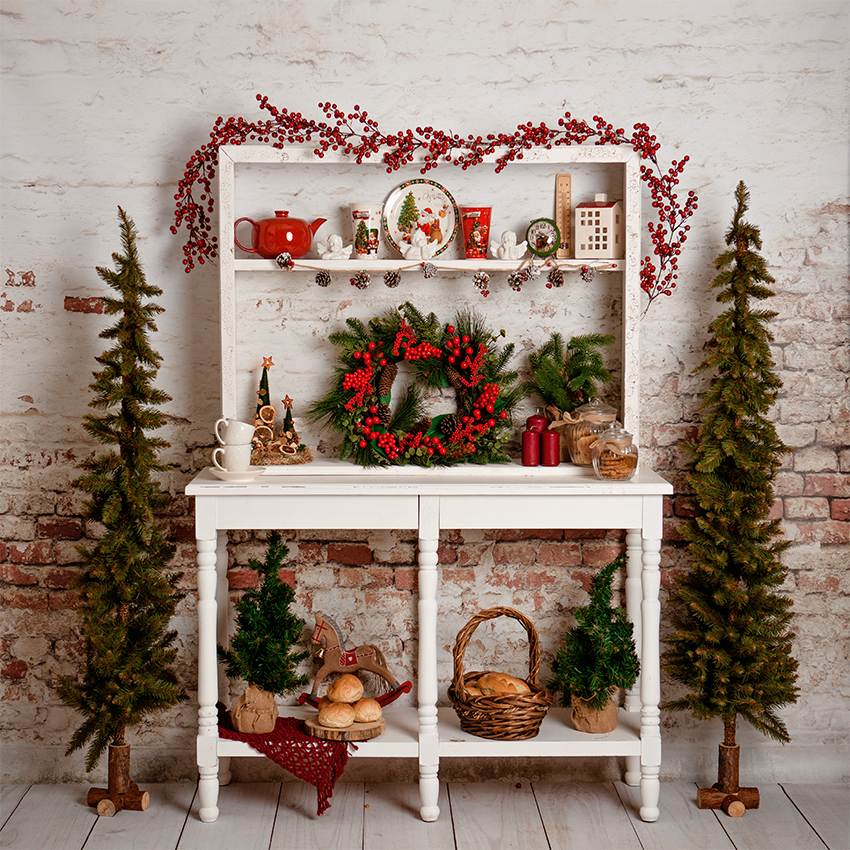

{"left": 253, "top": 424, "right": 274, "bottom": 445}
{"left": 258, "top": 404, "right": 276, "bottom": 424}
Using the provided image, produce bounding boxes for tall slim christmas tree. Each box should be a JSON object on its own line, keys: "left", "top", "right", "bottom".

{"left": 58, "top": 208, "right": 186, "bottom": 816}
{"left": 661, "top": 183, "right": 798, "bottom": 817}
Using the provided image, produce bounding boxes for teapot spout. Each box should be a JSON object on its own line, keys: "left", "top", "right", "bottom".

{"left": 310, "top": 218, "right": 327, "bottom": 236}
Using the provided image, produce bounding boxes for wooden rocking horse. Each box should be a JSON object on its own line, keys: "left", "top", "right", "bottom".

{"left": 298, "top": 613, "right": 411, "bottom": 708}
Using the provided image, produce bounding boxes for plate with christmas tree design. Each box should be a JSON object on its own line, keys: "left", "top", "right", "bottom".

{"left": 382, "top": 179, "right": 459, "bottom": 258}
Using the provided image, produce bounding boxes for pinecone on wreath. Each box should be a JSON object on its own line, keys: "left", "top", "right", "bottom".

{"left": 376, "top": 402, "right": 393, "bottom": 424}
{"left": 377, "top": 363, "right": 398, "bottom": 397}
{"left": 445, "top": 364, "right": 464, "bottom": 391}
{"left": 411, "top": 416, "right": 432, "bottom": 435}
{"left": 440, "top": 413, "right": 460, "bottom": 436}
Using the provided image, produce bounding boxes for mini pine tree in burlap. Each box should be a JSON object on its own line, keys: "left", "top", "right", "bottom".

{"left": 661, "top": 182, "right": 798, "bottom": 816}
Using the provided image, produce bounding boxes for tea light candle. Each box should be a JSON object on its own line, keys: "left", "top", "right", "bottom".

{"left": 541, "top": 430, "right": 560, "bottom": 466}
{"left": 521, "top": 429, "right": 540, "bottom": 466}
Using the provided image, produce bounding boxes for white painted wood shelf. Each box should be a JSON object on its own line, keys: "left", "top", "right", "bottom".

{"left": 187, "top": 462, "right": 672, "bottom": 826}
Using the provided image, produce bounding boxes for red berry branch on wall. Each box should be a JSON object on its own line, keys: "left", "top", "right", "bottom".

{"left": 172, "top": 95, "right": 697, "bottom": 311}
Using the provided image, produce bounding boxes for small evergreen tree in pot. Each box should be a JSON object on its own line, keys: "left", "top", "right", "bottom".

{"left": 58, "top": 208, "right": 186, "bottom": 816}
{"left": 217, "top": 532, "right": 310, "bottom": 733}
{"left": 661, "top": 182, "right": 798, "bottom": 817}
{"left": 547, "top": 554, "right": 639, "bottom": 733}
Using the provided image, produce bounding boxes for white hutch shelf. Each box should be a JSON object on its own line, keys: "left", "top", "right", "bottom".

{"left": 188, "top": 145, "right": 672, "bottom": 826}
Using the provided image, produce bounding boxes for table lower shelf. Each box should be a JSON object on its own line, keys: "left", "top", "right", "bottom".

{"left": 215, "top": 706, "right": 642, "bottom": 760}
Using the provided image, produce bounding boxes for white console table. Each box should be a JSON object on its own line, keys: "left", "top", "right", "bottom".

{"left": 187, "top": 459, "right": 672, "bottom": 824}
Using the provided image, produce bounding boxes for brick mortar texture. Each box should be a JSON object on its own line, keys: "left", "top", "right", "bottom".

{"left": 1, "top": 0, "right": 848, "bottom": 785}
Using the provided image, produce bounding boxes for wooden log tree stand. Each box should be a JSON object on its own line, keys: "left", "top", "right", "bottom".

{"left": 86, "top": 738, "right": 149, "bottom": 817}
{"left": 696, "top": 719, "right": 760, "bottom": 817}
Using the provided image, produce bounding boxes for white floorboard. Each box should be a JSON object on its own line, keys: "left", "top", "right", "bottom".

{"left": 364, "top": 782, "right": 454, "bottom": 850}
{"left": 616, "top": 781, "right": 735, "bottom": 850}
{"left": 449, "top": 780, "right": 549, "bottom": 850}
{"left": 85, "top": 782, "right": 196, "bottom": 850}
{"left": 782, "top": 783, "right": 850, "bottom": 850}
{"left": 718, "top": 783, "right": 835, "bottom": 850}
{"left": 0, "top": 784, "right": 95, "bottom": 850}
{"left": 271, "top": 781, "right": 364, "bottom": 850}
{"left": 0, "top": 787, "right": 29, "bottom": 828}
{"left": 533, "top": 781, "right": 642, "bottom": 850}
{"left": 177, "top": 781, "right": 280, "bottom": 850}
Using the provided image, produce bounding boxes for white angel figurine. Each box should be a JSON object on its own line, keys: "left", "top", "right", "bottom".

{"left": 489, "top": 230, "right": 527, "bottom": 260}
{"left": 402, "top": 228, "right": 436, "bottom": 260}
{"left": 317, "top": 233, "right": 352, "bottom": 260}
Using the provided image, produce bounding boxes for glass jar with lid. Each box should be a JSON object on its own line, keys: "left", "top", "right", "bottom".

{"left": 591, "top": 425, "right": 639, "bottom": 480}
{"left": 563, "top": 400, "right": 618, "bottom": 466}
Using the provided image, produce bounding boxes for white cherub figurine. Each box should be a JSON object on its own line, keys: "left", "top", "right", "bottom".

{"left": 490, "top": 230, "right": 527, "bottom": 260}
{"left": 402, "top": 228, "right": 436, "bottom": 260}
{"left": 317, "top": 233, "right": 352, "bottom": 260}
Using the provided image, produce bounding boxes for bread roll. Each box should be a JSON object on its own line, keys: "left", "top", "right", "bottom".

{"left": 327, "top": 673, "right": 364, "bottom": 703}
{"left": 352, "top": 697, "right": 382, "bottom": 723}
{"left": 476, "top": 672, "right": 531, "bottom": 696}
{"left": 317, "top": 701, "right": 355, "bottom": 728}
{"left": 318, "top": 695, "right": 333, "bottom": 711}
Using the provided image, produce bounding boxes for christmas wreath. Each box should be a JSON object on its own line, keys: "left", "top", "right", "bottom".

{"left": 307, "top": 302, "right": 522, "bottom": 467}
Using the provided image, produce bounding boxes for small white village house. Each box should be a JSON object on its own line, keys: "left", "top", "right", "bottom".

{"left": 575, "top": 193, "right": 625, "bottom": 259}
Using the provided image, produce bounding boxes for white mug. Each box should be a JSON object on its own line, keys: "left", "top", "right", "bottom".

{"left": 212, "top": 443, "right": 253, "bottom": 473}
{"left": 215, "top": 417, "right": 255, "bottom": 445}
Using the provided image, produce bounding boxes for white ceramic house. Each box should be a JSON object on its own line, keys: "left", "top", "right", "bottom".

{"left": 574, "top": 193, "right": 625, "bottom": 259}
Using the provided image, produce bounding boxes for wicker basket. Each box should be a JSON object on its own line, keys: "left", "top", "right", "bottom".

{"left": 447, "top": 606, "right": 552, "bottom": 740}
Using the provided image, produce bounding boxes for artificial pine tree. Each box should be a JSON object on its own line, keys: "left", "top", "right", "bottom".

{"left": 218, "top": 532, "right": 309, "bottom": 732}
{"left": 58, "top": 207, "right": 186, "bottom": 816}
{"left": 522, "top": 332, "right": 615, "bottom": 414}
{"left": 661, "top": 182, "right": 798, "bottom": 817}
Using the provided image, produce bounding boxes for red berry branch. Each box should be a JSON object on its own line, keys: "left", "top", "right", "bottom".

{"left": 173, "top": 95, "right": 697, "bottom": 311}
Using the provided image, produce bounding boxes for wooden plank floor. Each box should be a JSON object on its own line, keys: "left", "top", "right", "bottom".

{"left": 0, "top": 781, "right": 846, "bottom": 850}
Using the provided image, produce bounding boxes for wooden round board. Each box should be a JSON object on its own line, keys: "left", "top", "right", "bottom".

{"left": 303, "top": 716, "right": 386, "bottom": 741}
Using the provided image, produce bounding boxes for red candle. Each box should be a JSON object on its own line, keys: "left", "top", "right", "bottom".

{"left": 522, "top": 429, "right": 540, "bottom": 466}
{"left": 526, "top": 411, "right": 548, "bottom": 432}
{"left": 541, "top": 430, "right": 560, "bottom": 466}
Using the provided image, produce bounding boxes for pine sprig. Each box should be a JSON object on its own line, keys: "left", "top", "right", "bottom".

{"left": 661, "top": 182, "right": 798, "bottom": 744}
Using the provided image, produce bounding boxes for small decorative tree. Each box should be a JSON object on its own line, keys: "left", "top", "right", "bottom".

{"left": 661, "top": 182, "right": 799, "bottom": 817}
{"left": 522, "top": 332, "right": 615, "bottom": 415}
{"left": 58, "top": 207, "right": 186, "bottom": 816}
{"left": 547, "top": 553, "right": 639, "bottom": 733}
{"left": 218, "top": 532, "right": 310, "bottom": 733}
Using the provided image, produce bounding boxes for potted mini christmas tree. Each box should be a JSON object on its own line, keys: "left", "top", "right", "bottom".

{"left": 217, "top": 532, "right": 310, "bottom": 733}
{"left": 58, "top": 208, "right": 186, "bottom": 817}
{"left": 547, "top": 553, "right": 639, "bottom": 733}
{"left": 661, "top": 182, "right": 799, "bottom": 817}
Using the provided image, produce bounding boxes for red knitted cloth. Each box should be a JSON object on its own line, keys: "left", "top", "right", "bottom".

{"left": 218, "top": 716, "right": 354, "bottom": 815}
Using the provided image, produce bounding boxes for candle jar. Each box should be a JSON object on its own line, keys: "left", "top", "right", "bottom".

{"left": 540, "top": 429, "right": 560, "bottom": 466}
{"left": 563, "top": 400, "right": 618, "bottom": 466}
{"left": 521, "top": 429, "right": 540, "bottom": 466}
{"left": 591, "top": 425, "right": 638, "bottom": 481}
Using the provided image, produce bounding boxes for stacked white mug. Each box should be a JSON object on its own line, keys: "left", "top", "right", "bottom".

{"left": 212, "top": 418, "right": 255, "bottom": 473}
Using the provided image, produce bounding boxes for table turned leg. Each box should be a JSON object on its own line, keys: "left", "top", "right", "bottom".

{"left": 417, "top": 496, "right": 440, "bottom": 822}
{"left": 196, "top": 534, "right": 220, "bottom": 823}
{"left": 639, "top": 535, "right": 662, "bottom": 822}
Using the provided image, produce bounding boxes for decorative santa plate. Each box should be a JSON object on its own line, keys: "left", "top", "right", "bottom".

{"left": 382, "top": 179, "right": 459, "bottom": 257}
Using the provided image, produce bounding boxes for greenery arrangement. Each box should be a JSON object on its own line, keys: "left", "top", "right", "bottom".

{"left": 661, "top": 182, "right": 798, "bottom": 746}
{"left": 308, "top": 301, "right": 522, "bottom": 467}
{"left": 547, "top": 553, "right": 639, "bottom": 711}
{"left": 217, "top": 532, "right": 310, "bottom": 696}
{"left": 59, "top": 208, "right": 186, "bottom": 773}
{"left": 522, "top": 332, "right": 615, "bottom": 415}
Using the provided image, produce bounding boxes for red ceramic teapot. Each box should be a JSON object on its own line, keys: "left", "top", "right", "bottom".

{"left": 234, "top": 211, "right": 327, "bottom": 259}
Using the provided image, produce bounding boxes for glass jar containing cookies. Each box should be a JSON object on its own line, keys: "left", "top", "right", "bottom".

{"left": 591, "top": 425, "right": 638, "bottom": 481}
{"left": 563, "top": 400, "right": 618, "bottom": 466}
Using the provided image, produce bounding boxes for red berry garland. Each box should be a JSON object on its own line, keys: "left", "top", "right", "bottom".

{"left": 307, "top": 303, "right": 521, "bottom": 467}
{"left": 174, "top": 97, "right": 696, "bottom": 313}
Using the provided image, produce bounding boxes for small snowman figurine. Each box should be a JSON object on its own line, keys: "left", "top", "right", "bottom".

{"left": 490, "top": 230, "right": 527, "bottom": 260}
{"left": 317, "top": 233, "right": 352, "bottom": 260}
{"left": 402, "top": 228, "right": 436, "bottom": 260}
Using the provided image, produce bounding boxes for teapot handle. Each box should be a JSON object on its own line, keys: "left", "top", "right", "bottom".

{"left": 234, "top": 217, "right": 258, "bottom": 254}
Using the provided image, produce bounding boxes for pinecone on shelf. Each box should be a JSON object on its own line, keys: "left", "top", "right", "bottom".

{"left": 546, "top": 268, "right": 565, "bottom": 289}
{"left": 377, "top": 363, "right": 398, "bottom": 397}
{"left": 384, "top": 270, "right": 401, "bottom": 288}
{"left": 350, "top": 271, "right": 371, "bottom": 290}
{"left": 315, "top": 270, "right": 332, "bottom": 287}
{"left": 376, "top": 402, "right": 393, "bottom": 424}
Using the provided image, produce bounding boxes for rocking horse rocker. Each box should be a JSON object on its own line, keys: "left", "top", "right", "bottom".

{"left": 298, "top": 613, "right": 412, "bottom": 708}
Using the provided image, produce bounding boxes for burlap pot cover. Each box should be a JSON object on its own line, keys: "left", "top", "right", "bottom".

{"left": 570, "top": 695, "right": 618, "bottom": 734}
{"left": 231, "top": 683, "right": 279, "bottom": 734}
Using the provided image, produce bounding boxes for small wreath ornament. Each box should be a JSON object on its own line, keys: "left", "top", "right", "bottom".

{"left": 308, "top": 302, "right": 521, "bottom": 467}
